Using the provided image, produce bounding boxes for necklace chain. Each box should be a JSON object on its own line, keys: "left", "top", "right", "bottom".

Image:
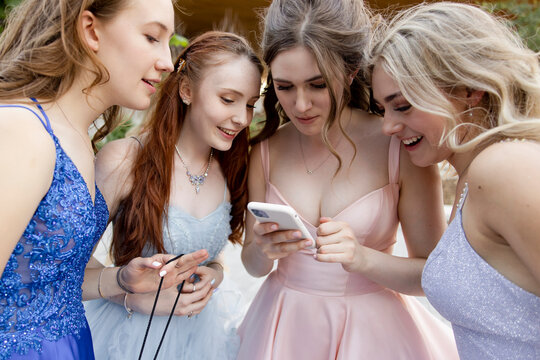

{"left": 56, "top": 102, "right": 95, "bottom": 161}
{"left": 174, "top": 145, "right": 213, "bottom": 194}
{"left": 298, "top": 133, "right": 333, "bottom": 175}
{"left": 297, "top": 108, "right": 351, "bottom": 175}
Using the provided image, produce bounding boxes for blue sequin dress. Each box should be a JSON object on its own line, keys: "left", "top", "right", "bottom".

{"left": 0, "top": 102, "right": 109, "bottom": 359}
{"left": 85, "top": 187, "right": 244, "bottom": 360}
{"left": 423, "top": 184, "right": 540, "bottom": 359}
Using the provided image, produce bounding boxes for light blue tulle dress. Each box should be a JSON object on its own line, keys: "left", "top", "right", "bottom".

{"left": 423, "top": 184, "right": 540, "bottom": 359}
{"left": 0, "top": 101, "right": 109, "bottom": 359}
{"left": 85, "top": 188, "right": 243, "bottom": 360}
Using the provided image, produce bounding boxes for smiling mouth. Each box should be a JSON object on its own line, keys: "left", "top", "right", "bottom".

{"left": 142, "top": 79, "right": 155, "bottom": 88}
{"left": 402, "top": 136, "right": 423, "bottom": 146}
{"left": 218, "top": 127, "right": 237, "bottom": 136}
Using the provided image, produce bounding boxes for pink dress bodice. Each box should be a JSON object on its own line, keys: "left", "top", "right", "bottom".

{"left": 261, "top": 137, "right": 400, "bottom": 296}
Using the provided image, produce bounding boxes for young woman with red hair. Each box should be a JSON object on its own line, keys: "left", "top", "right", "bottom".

{"left": 84, "top": 31, "right": 263, "bottom": 359}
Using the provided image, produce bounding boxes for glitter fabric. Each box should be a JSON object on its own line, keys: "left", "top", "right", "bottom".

{"left": 0, "top": 103, "right": 109, "bottom": 359}
{"left": 422, "top": 184, "right": 540, "bottom": 359}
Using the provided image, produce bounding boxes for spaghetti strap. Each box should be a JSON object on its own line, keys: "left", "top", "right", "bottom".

{"left": 223, "top": 182, "right": 228, "bottom": 202}
{"left": 388, "top": 136, "right": 401, "bottom": 184}
{"left": 0, "top": 98, "right": 53, "bottom": 134}
{"left": 259, "top": 140, "right": 270, "bottom": 184}
{"left": 130, "top": 136, "right": 143, "bottom": 148}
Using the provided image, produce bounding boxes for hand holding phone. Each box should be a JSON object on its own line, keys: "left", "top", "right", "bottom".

{"left": 247, "top": 202, "right": 315, "bottom": 248}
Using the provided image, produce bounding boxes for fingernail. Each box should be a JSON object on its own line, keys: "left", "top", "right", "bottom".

{"left": 159, "top": 270, "right": 167, "bottom": 277}
{"left": 305, "top": 240, "right": 312, "bottom": 246}
{"left": 213, "top": 288, "right": 219, "bottom": 293}
{"left": 270, "top": 224, "right": 278, "bottom": 231}
{"left": 210, "top": 278, "right": 216, "bottom": 285}
{"left": 293, "top": 231, "right": 302, "bottom": 239}
{"left": 152, "top": 261, "right": 162, "bottom": 267}
{"left": 190, "top": 274, "right": 196, "bottom": 279}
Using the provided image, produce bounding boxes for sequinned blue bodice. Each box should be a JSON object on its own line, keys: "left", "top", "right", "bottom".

{"left": 422, "top": 184, "right": 540, "bottom": 359}
{"left": 0, "top": 103, "right": 109, "bottom": 359}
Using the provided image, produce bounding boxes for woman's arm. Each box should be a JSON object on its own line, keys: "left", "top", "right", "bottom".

{"left": 240, "top": 143, "right": 310, "bottom": 277}
{"left": 467, "top": 141, "right": 540, "bottom": 295}
{"left": 0, "top": 109, "right": 56, "bottom": 275}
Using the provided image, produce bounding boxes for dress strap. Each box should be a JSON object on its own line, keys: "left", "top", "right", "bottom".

{"left": 0, "top": 98, "right": 53, "bottom": 135}
{"left": 223, "top": 182, "right": 228, "bottom": 202}
{"left": 388, "top": 135, "right": 401, "bottom": 184}
{"left": 259, "top": 140, "right": 270, "bottom": 184}
{"left": 130, "top": 135, "right": 143, "bottom": 148}
{"left": 457, "top": 182, "right": 469, "bottom": 210}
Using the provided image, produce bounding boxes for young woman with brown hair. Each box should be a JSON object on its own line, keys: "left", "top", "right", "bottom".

{"left": 84, "top": 31, "right": 263, "bottom": 359}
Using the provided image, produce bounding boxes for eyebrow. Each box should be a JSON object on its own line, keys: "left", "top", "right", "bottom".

{"left": 221, "top": 88, "right": 260, "bottom": 100}
{"left": 273, "top": 75, "right": 324, "bottom": 84}
{"left": 383, "top": 92, "right": 403, "bottom": 103}
{"left": 147, "top": 21, "right": 174, "bottom": 37}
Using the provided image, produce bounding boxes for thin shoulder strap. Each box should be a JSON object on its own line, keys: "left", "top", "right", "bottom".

{"left": 259, "top": 139, "right": 270, "bottom": 184}
{"left": 223, "top": 181, "right": 228, "bottom": 201}
{"left": 0, "top": 98, "right": 53, "bottom": 134}
{"left": 130, "top": 136, "right": 143, "bottom": 148}
{"left": 388, "top": 136, "right": 401, "bottom": 184}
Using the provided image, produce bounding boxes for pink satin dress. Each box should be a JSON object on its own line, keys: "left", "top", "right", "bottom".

{"left": 237, "top": 136, "right": 459, "bottom": 360}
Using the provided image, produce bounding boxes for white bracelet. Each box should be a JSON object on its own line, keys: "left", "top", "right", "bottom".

{"left": 123, "top": 293, "right": 134, "bottom": 319}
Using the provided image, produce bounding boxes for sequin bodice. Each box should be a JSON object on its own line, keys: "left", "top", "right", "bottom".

{"left": 141, "top": 198, "right": 232, "bottom": 262}
{"left": 0, "top": 104, "right": 109, "bottom": 359}
{"left": 422, "top": 184, "right": 540, "bottom": 359}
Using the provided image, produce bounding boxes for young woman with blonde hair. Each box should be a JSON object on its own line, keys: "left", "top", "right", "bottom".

{"left": 369, "top": 2, "right": 540, "bottom": 358}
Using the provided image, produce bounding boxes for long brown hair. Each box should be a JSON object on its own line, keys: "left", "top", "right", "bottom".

{"left": 0, "top": 0, "right": 133, "bottom": 149}
{"left": 252, "top": 0, "right": 373, "bottom": 172}
{"left": 112, "top": 31, "right": 263, "bottom": 265}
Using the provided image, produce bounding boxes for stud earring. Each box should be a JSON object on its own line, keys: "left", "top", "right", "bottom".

{"left": 182, "top": 99, "right": 191, "bottom": 106}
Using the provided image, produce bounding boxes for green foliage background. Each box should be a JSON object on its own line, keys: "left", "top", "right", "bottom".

{"left": 481, "top": 0, "right": 540, "bottom": 52}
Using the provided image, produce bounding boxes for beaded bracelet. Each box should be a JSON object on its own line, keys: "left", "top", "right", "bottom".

{"left": 97, "top": 267, "right": 106, "bottom": 298}
{"left": 123, "top": 293, "right": 134, "bottom": 319}
{"left": 116, "top": 265, "right": 134, "bottom": 294}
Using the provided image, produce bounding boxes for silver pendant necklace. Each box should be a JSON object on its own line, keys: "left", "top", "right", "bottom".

{"left": 174, "top": 145, "right": 214, "bottom": 194}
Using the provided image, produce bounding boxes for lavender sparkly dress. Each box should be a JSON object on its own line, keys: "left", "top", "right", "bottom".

{"left": 422, "top": 184, "right": 540, "bottom": 359}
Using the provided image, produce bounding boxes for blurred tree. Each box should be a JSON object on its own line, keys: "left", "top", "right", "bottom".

{"left": 481, "top": 0, "right": 540, "bottom": 52}
{"left": 0, "top": 0, "right": 21, "bottom": 32}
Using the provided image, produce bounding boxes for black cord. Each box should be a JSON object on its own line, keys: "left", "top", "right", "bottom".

{"left": 138, "top": 254, "right": 184, "bottom": 360}
{"left": 153, "top": 281, "right": 185, "bottom": 359}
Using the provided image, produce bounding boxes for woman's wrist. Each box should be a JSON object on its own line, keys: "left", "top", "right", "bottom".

{"left": 206, "top": 261, "right": 224, "bottom": 286}
{"left": 116, "top": 265, "right": 134, "bottom": 294}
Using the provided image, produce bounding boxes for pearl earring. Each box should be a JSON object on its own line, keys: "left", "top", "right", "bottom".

{"left": 182, "top": 99, "right": 191, "bottom": 106}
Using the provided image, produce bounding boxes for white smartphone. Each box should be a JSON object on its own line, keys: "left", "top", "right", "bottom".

{"left": 247, "top": 201, "right": 315, "bottom": 248}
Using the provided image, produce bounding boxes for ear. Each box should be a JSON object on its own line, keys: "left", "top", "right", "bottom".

{"left": 466, "top": 89, "right": 485, "bottom": 107}
{"left": 178, "top": 78, "right": 192, "bottom": 104}
{"left": 80, "top": 10, "right": 99, "bottom": 52}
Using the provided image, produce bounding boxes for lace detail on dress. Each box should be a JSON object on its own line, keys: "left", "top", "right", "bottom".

{"left": 0, "top": 132, "right": 109, "bottom": 359}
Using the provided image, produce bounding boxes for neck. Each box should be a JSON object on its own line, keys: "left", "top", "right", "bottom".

{"left": 175, "top": 130, "right": 213, "bottom": 165}
{"left": 53, "top": 77, "right": 109, "bottom": 133}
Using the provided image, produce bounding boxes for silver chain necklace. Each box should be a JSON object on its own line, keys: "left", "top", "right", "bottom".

{"left": 174, "top": 145, "right": 213, "bottom": 194}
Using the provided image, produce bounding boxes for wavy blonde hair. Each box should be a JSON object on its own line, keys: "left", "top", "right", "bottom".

{"left": 0, "top": 0, "right": 132, "bottom": 148}
{"left": 368, "top": 2, "right": 540, "bottom": 152}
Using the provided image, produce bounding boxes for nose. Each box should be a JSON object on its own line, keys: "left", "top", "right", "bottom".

{"left": 232, "top": 106, "right": 252, "bottom": 128}
{"left": 381, "top": 113, "right": 404, "bottom": 136}
{"left": 295, "top": 89, "right": 312, "bottom": 113}
{"left": 156, "top": 44, "right": 174, "bottom": 73}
